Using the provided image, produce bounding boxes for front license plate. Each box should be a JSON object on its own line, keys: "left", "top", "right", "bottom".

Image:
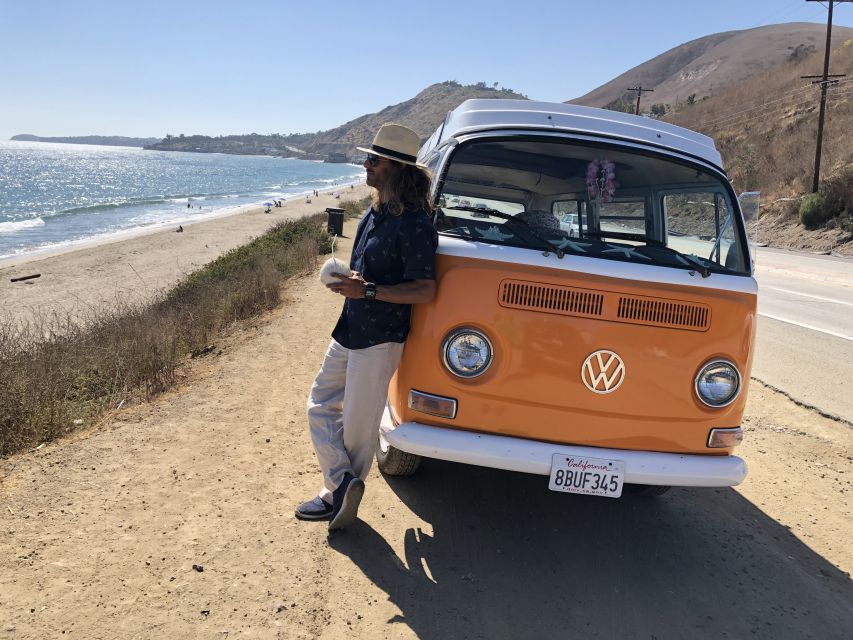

{"left": 548, "top": 454, "right": 625, "bottom": 498}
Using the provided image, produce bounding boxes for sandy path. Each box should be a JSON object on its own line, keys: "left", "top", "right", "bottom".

{"left": 1, "top": 217, "right": 852, "bottom": 639}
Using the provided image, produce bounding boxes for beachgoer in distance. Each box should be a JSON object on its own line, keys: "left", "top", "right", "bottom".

{"left": 296, "top": 123, "right": 437, "bottom": 530}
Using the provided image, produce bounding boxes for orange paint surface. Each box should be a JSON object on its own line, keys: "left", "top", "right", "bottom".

{"left": 389, "top": 253, "right": 756, "bottom": 455}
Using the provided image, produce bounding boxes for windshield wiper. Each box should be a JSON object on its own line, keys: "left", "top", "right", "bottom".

{"left": 446, "top": 206, "right": 565, "bottom": 258}
{"left": 642, "top": 241, "right": 712, "bottom": 278}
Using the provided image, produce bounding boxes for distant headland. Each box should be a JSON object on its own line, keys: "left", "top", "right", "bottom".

{"left": 10, "top": 134, "right": 161, "bottom": 147}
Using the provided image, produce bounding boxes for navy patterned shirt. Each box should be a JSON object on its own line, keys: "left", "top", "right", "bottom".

{"left": 332, "top": 204, "right": 438, "bottom": 350}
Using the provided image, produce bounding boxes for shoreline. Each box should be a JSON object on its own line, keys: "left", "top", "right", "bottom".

{"left": 0, "top": 179, "right": 366, "bottom": 269}
{"left": 1, "top": 182, "right": 373, "bottom": 324}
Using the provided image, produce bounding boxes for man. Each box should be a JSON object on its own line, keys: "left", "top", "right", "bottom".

{"left": 296, "top": 123, "right": 438, "bottom": 531}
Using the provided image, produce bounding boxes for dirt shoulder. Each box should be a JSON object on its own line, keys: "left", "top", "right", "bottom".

{"left": 1, "top": 218, "right": 852, "bottom": 639}
{"left": 754, "top": 200, "right": 853, "bottom": 257}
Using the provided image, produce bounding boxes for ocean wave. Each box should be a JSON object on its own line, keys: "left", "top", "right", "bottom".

{"left": 55, "top": 199, "right": 170, "bottom": 216}
{"left": 0, "top": 217, "right": 45, "bottom": 234}
{"left": 54, "top": 193, "right": 223, "bottom": 216}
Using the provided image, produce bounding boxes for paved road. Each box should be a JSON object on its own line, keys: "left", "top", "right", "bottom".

{"left": 752, "top": 247, "right": 853, "bottom": 422}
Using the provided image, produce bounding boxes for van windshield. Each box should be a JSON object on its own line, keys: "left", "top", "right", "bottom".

{"left": 435, "top": 139, "right": 750, "bottom": 275}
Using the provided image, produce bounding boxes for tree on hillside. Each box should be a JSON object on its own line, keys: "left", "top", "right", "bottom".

{"left": 604, "top": 96, "right": 634, "bottom": 114}
{"left": 650, "top": 103, "right": 669, "bottom": 118}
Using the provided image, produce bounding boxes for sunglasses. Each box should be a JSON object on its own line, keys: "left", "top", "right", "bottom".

{"left": 365, "top": 153, "right": 384, "bottom": 167}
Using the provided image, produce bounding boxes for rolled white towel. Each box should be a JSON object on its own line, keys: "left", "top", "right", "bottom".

{"left": 319, "top": 257, "right": 350, "bottom": 285}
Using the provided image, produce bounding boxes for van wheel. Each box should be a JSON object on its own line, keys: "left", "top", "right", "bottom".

{"left": 625, "top": 484, "right": 672, "bottom": 496}
{"left": 376, "top": 430, "right": 422, "bottom": 476}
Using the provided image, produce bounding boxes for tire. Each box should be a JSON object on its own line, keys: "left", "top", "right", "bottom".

{"left": 625, "top": 484, "right": 672, "bottom": 496}
{"left": 376, "top": 430, "right": 422, "bottom": 476}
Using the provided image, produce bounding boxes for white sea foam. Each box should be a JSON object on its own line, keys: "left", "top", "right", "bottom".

{"left": 0, "top": 217, "right": 45, "bottom": 234}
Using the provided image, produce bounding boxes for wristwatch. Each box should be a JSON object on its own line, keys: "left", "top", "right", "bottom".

{"left": 364, "top": 282, "right": 377, "bottom": 300}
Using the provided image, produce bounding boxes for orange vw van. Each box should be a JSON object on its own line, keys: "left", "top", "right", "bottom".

{"left": 377, "top": 100, "right": 755, "bottom": 498}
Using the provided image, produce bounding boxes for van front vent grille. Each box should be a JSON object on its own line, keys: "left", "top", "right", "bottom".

{"left": 499, "top": 280, "right": 604, "bottom": 318}
{"left": 617, "top": 295, "right": 710, "bottom": 331}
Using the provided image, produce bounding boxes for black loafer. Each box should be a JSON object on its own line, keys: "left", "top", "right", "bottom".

{"left": 328, "top": 473, "right": 365, "bottom": 531}
{"left": 294, "top": 496, "right": 334, "bottom": 521}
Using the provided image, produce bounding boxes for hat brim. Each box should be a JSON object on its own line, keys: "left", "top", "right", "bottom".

{"left": 356, "top": 146, "right": 427, "bottom": 168}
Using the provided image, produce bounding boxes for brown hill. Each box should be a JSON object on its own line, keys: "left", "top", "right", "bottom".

{"left": 570, "top": 23, "right": 853, "bottom": 111}
{"left": 145, "top": 82, "right": 526, "bottom": 159}
{"left": 663, "top": 36, "right": 853, "bottom": 254}
{"left": 300, "top": 81, "right": 527, "bottom": 157}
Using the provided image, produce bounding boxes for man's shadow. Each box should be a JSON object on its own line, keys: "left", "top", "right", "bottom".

{"left": 329, "top": 460, "right": 853, "bottom": 640}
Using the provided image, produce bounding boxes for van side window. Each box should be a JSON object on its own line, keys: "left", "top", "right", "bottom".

{"left": 662, "top": 192, "right": 742, "bottom": 270}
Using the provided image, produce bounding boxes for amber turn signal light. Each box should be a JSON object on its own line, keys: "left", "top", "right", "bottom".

{"left": 408, "top": 389, "right": 457, "bottom": 419}
{"left": 707, "top": 427, "right": 743, "bottom": 448}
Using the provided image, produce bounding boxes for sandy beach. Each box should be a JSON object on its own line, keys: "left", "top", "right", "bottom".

{"left": 1, "top": 183, "right": 373, "bottom": 325}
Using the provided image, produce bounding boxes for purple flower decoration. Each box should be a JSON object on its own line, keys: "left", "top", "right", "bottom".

{"left": 586, "top": 159, "right": 617, "bottom": 203}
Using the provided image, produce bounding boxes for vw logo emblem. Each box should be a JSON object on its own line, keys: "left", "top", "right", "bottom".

{"left": 581, "top": 350, "right": 626, "bottom": 394}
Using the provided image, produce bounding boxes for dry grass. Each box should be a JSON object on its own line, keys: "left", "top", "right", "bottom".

{"left": 0, "top": 206, "right": 372, "bottom": 457}
{"left": 664, "top": 39, "right": 853, "bottom": 252}
{"left": 667, "top": 39, "right": 853, "bottom": 199}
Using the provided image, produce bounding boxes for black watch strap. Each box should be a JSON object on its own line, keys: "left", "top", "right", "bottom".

{"left": 364, "top": 282, "right": 377, "bottom": 300}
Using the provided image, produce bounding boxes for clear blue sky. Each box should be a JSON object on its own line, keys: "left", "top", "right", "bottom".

{"left": 2, "top": 0, "right": 852, "bottom": 139}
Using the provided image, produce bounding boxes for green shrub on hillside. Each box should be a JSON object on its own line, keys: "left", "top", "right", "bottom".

{"left": 799, "top": 193, "right": 831, "bottom": 228}
{"left": 821, "top": 167, "right": 853, "bottom": 218}
{"left": 798, "top": 167, "right": 853, "bottom": 229}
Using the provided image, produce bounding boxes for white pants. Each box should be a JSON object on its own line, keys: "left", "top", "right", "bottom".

{"left": 307, "top": 339, "right": 404, "bottom": 502}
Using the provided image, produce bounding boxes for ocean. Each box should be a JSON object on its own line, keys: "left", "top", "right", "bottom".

{"left": 0, "top": 140, "right": 364, "bottom": 260}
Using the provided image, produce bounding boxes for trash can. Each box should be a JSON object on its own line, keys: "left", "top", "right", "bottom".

{"left": 326, "top": 207, "right": 345, "bottom": 236}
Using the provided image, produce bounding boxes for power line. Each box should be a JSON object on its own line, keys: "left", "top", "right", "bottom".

{"left": 697, "top": 82, "right": 819, "bottom": 127}
{"left": 698, "top": 83, "right": 838, "bottom": 130}
{"left": 703, "top": 96, "right": 821, "bottom": 132}
{"left": 804, "top": 0, "right": 852, "bottom": 192}
{"left": 745, "top": 0, "right": 810, "bottom": 29}
{"left": 701, "top": 84, "right": 853, "bottom": 132}
{"left": 699, "top": 86, "right": 853, "bottom": 132}
{"left": 694, "top": 75, "right": 853, "bottom": 129}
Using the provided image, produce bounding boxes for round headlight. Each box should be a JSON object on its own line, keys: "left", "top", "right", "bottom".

{"left": 695, "top": 360, "right": 741, "bottom": 407}
{"left": 442, "top": 328, "right": 493, "bottom": 378}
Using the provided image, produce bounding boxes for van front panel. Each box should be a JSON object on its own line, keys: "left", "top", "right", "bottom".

{"left": 389, "top": 252, "right": 757, "bottom": 455}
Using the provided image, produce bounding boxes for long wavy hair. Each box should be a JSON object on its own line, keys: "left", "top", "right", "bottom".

{"left": 372, "top": 161, "right": 432, "bottom": 216}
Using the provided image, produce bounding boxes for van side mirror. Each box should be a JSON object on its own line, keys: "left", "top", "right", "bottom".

{"left": 738, "top": 192, "right": 760, "bottom": 223}
{"left": 738, "top": 191, "right": 760, "bottom": 271}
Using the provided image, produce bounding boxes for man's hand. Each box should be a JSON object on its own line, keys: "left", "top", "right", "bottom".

{"left": 327, "top": 273, "right": 436, "bottom": 304}
{"left": 327, "top": 272, "right": 366, "bottom": 298}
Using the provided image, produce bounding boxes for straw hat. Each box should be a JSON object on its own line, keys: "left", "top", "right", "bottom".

{"left": 357, "top": 123, "right": 426, "bottom": 167}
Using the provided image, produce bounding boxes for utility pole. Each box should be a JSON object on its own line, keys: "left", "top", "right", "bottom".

{"left": 804, "top": 0, "right": 852, "bottom": 192}
{"left": 627, "top": 86, "right": 654, "bottom": 115}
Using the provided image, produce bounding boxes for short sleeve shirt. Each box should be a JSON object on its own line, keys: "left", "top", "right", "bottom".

{"left": 332, "top": 204, "right": 438, "bottom": 350}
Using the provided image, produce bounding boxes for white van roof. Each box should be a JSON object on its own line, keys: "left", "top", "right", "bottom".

{"left": 420, "top": 99, "right": 723, "bottom": 170}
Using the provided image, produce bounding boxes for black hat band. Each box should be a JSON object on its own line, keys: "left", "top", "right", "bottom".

{"left": 370, "top": 144, "right": 417, "bottom": 164}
